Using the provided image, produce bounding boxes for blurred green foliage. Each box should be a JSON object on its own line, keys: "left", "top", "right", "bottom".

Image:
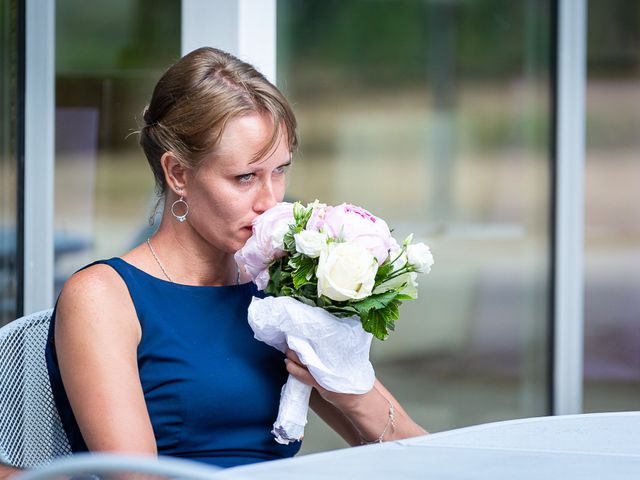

{"left": 56, "top": 0, "right": 180, "bottom": 152}
{"left": 56, "top": 0, "right": 180, "bottom": 73}
{"left": 587, "top": 0, "right": 640, "bottom": 75}
{"left": 278, "top": 0, "right": 552, "bottom": 90}
{"left": 52, "top": 0, "right": 638, "bottom": 152}
{"left": 279, "top": 0, "right": 638, "bottom": 91}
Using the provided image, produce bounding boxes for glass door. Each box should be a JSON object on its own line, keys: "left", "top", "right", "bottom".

{"left": 277, "top": 0, "right": 554, "bottom": 453}
{"left": 583, "top": 0, "right": 640, "bottom": 412}
{"left": 53, "top": 0, "right": 181, "bottom": 293}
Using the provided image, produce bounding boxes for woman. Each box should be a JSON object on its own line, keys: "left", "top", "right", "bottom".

{"left": 43, "top": 47, "right": 426, "bottom": 469}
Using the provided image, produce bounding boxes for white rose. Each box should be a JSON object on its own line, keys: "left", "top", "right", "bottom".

{"left": 294, "top": 230, "right": 327, "bottom": 258}
{"left": 407, "top": 242, "right": 434, "bottom": 273}
{"left": 317, "top": 243, "right": 378, "bottom": 302}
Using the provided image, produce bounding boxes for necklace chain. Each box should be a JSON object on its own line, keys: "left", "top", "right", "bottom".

{"left": 147, "top": 238, "right": 173, "bottom": 282}
{"left": 146, "top": 237, "right": 241, "bottom": 285}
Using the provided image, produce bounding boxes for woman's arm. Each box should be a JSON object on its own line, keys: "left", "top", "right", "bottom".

{"left": 285, "top": 351, "right": 427, "bottom": 445}
{"left": 55, "top": 265, "right": 157, "bottom": 455}
{"left": 0, "top": 464, "right": 19, "bottom": 480}
{"left": 308, "top": 389, "right": 362, "bottom": 446}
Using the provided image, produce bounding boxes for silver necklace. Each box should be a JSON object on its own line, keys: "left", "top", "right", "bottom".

{"left": 146, "top": 237, "right": 241, "bottom": 285}
{"left": 147, "top": 238, "right": 173, "bottom": 282}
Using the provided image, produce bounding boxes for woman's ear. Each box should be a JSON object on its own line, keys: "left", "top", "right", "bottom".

{"left": 160, "top": 152, "right": 187, "bottom": 196}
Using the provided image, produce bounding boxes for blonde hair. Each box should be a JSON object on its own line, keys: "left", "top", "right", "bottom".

{"left": 139, "top": 47, "right": 298, "bottom": 194}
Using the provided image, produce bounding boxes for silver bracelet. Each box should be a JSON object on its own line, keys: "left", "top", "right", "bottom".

{"left": 361, "top": 399, "right": 396, "bottom": 444}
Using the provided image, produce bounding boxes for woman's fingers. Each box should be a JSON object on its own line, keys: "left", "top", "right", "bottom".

{"left": 284, "top": 357, "right": 318, "bottom": 388}
{"left": 285, "top": 349, "right": 303, "bottom": 366}
{"left": 285, "top": 349, "right": 361, "bottom": 409}
{"left": 284, "top": 349, "right": 363, "bottom": 410}
{"left": 284, "top": 349, "right": 322, "bottom": 389}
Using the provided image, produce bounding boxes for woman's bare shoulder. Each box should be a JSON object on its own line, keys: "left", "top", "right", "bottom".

{"left": 58, "top": 262, "right": 127, "bottom": 307}
{"left": 56, "top": 261, "right": 140, "bottom": 341}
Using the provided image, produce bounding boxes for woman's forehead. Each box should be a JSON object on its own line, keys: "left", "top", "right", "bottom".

{"left": 201, "top": 137, "right": 288, "bottom": 174}
{"left": 216, "top": 115, "right": 288, "bottom": 164}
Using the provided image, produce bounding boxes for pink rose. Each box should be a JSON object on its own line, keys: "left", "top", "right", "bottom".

{"left": 322, "top": 203, "right": 393, "bottom": 265}
{"left": 235, "top": 235, "right": 270, "bottom": 289}
{"left": 235, "top": 202, "right": 295, "bottom": 290}
{"left": 253, "top": 202, "right": 295, "bottom": 259}
{"left": 254, "top": 268, "right": 270, "bottom": 291}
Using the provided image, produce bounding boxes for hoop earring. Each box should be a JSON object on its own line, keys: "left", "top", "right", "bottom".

{"left": 171, "top": 196, "right": 189, "bottom": 222}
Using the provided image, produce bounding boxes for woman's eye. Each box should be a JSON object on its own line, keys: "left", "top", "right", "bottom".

{"left": 237, "top": 173, "right": 255, "bottom": 184}
{"left": 275, "top": 163, "right": 291, "bottom": 175}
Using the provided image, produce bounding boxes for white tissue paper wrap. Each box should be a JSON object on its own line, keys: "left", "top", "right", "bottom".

{"left": 247, "top": 295, "right": 375, "bottom": 444}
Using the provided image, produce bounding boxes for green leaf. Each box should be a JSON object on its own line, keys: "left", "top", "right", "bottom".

{"left": 395, "top": 293, "right": 415, "bottom": 301}
{"left": 374, "top": 260, "right": 395, "bottom": 283}
{"left": 292, "top": 256, "right": 317, "bottom": 289}
{"left": 316, "top": 295, "right": 335, "bottom": 308}
{"left": 266, "top": 257, "right": 295, "bottom": 296}
{"left": 283, "top": 231, "right": 296, "bottom": 251}
{"left": 350, "top": 290, "right": 398, "bottom": 315}
{"left": 299, "top": 283, "right": 318, "bottom": 300}
{"left": 324, "top": 305, "right": 359, "bottom": 317}
{"left": 360, "top": 302, "right": 400, "bottom": 340}
{"left": 280, "top": 285, "right": 295, "bottom": 297}
{"left": 292, "top": 294, "right": 317, "bottom": 307}
{"left": 288, "top": 254, "right": 302, "bottom": 270}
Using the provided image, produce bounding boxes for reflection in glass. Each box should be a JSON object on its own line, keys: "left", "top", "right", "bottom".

{"left": 54, "top": 0, "right": 180, "bottom": 295}
{"left": 278, "top": 0, "right": 552, "bottom": 453}
{"left": 0, "top": 0, "right": 18, "bottom": 327}
{"left": 584, "top": 0, "right": 640, "bottom": 411}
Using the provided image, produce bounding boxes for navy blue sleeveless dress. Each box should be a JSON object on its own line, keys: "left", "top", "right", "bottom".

{"left": 45, "top": 257, "right": 300, "bottom": 468}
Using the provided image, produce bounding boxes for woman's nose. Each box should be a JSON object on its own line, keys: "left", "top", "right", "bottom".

{"left": 253, "top": 179, "right": 278, "bottom": 214}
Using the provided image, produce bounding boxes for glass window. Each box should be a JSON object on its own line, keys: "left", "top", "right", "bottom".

{"left": 584, "top": 0, "right": 640, "bottom": 411}
{"left": 278, "top": 0, "right": 553, "bottom": 453}
{"left": 54, "top": 0, "right": 181, "bottom": 294}
{"left": 0, "top": 0, "right": 19, "bottom": 327}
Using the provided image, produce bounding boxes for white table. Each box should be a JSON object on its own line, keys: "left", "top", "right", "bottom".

{"left": 217, "top": 412, "right": 640, "bottom": 479}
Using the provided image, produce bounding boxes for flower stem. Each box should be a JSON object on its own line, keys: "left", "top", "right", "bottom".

{"left": 381, "top": 265, "right": 413, "bottom": 283}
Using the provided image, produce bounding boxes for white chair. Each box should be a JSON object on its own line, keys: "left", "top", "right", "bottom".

{"left": 16, "top": 453, "right": 225, "bottom": 480}
{"left": 0, "top": 309, "right": 72, "bottom": 468}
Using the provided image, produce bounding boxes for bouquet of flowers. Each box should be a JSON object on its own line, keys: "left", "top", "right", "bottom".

{"left": 235, "top": 201, "right": 433, "bottom": 443}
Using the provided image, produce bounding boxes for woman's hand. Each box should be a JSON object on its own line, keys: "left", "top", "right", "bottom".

{"left": 284, "top": 349, "right": 369, "bottom": 413}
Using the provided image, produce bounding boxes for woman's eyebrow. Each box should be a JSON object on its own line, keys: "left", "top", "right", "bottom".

{"left": 246, "top": 157, "right": 292, "bottom": 171}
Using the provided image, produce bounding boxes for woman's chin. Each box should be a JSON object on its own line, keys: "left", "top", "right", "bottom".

{"left": 232, "top": 236, "right": 252, "bottom": 252}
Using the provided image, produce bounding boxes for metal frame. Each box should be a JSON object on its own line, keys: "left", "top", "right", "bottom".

{"left": 553, "top": 0, "right": 587, "bottom": 415}
{"left": 15, "top": 0, "right": 26, "bottom": 318}
{"left": 181, "top": 0, "right": 277, "bottom": 83}
{"left": 22, "top": 0, "right": 55, "bottom": 315}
